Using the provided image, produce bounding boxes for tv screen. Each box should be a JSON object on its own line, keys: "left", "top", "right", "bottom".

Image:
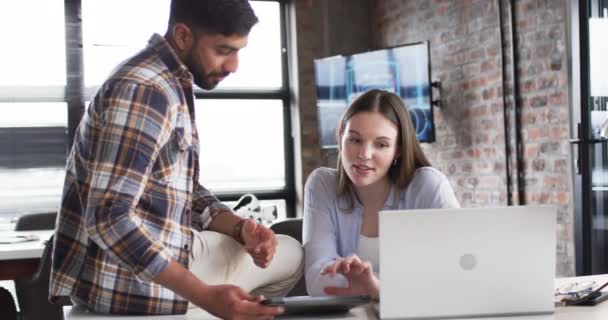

{"left": 314, "top": 41, "right": 434, "bottom": 148}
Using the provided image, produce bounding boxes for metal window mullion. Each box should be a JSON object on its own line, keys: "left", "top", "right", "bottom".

{"left": 0, "top": 86, "right": 65, "bottom": 102}
{"left": 579, "top": 0, "right": 593, "bottom": 275}
{"left": 193, "top": 90, "right": 285, "bottom": 100}
{"left": 279, "top": 0, "right": 296, "bottom": 218}
{"left": 65, "top": 0, "right": 85, "bottom": 149}
{"left": 214, "top": 189, "right": 288, "bottom": 202}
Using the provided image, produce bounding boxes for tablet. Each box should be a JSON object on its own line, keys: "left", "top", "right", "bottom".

{"left": 261, "top": 295, "right": 371, "bottom": 315}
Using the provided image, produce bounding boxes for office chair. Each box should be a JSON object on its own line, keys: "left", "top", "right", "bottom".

{"left": 14, "top": 212, "right": 57, "bottom": 231}
{"left": 0, "top": 286, "right": 18, "bottom": 320}
{"left": 270, "top": 218, "right": 307, "bottom": 296}
{"left": 14, "top": 234, "right": 65, "bottom": 320}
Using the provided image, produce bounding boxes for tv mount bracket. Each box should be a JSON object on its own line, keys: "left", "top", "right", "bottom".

{"left": 431, "top": 80, "right": 442, "bottom": 108}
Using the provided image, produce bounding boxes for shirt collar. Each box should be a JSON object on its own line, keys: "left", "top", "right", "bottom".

{"left": 383, "top": 185, "right": 402, "bottom": 210}
{"left": 347, "top": 184, "right": 401, "bottom": 214}
{"left": 147, "top": 33, "right": 193, "bottom": 83}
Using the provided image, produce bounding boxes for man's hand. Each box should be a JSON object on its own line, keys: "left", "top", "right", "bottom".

{"left": 199, "top": 284, "right": 284, "bottom": 320}
{"left": 321, "top": 254, "right": 380, "bottom": 300}
{"left": 153, "top": 261, "right": 283, "bottom": 319}
{"left": 240, "top": 219, "right": 277, "bottom": 268}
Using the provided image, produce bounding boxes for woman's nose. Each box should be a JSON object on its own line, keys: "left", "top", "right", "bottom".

{"left": 357, "top": 146, "right": 371, "bottom": 160}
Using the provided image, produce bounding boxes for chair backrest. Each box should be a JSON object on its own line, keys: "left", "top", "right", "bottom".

{"left": 269, "top": 218, "right": 302, "bottom": 244}
{"left": 15, "top": 234, "right": 65, "bottom": 320}
{"left": 15, "top": 212, "right": 57, "bottom": 231}
{"left": 270, "top": 218, "right": 306, "bottom": 296}
{"left": 0, "top": 286, "right": 18, "bottom": 320}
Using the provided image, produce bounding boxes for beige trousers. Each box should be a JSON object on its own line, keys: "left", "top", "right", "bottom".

{"left": 188, "top": 231, "right": 303, "bottom": 307}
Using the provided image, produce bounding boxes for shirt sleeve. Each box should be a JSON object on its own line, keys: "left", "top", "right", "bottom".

{"left": 433, "top": 179, "right": 461, "bottom": 208}
{"left": 303, "top": 169, "right": 348, "bottom": 296}
{"left": 84, "top": 81, "right": 175, "bottom": 282}
{"left": 191, "top": 183, "right": 232, "bottom": 231}
{"left": 412, "top": 168, "right": 461, "bottom": 209}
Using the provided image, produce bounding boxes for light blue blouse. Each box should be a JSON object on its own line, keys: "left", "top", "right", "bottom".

{"left": 303, "top": 167, "right": 460, "bottom": 296}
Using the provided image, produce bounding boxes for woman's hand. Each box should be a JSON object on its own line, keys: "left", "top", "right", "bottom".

{"left": 321, "top": 254, "right": 379, "bottom": 300}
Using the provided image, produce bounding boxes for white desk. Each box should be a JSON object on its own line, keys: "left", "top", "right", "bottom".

{"left": 63, "top": 274, "right": 608, "bottom": 320}
{"left": 0, "top": 230, "right": 54, "bottom": 280}
{"left": 63, "top": 305, "right": 375, "bottom": 319}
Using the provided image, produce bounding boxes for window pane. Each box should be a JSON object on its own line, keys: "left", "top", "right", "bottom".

{"left": 0, "top": 103, "right": 67, "bottom": 217}
{"left": 216, "top": 1, "right": 283, "bottom": 90}
{"left": 0, "top": 103, "right": 67, "bottom": 128}
{"left": 0, "top": 168, "right": 66, "bottom": 218}
{"left": 83, "top": 0, "right": 282, "bottom": 90}
{"left": 0, "top": 0, "right": 66, "bottom": 86}
{"left": 590, "top": 18, "right": 608, "bottom": 96}
{"left": 82, "top": 0, "right": 170, "bottom": 87}
{"left": 195, "top": 99, "right": 285, "bottom": 192}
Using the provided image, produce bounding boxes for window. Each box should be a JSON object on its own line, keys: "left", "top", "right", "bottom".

{"left": 81, "top": 1, "right": 283, "bottom": 92}
{"left": 82, "top": 0, "right": 171, "bottom": 89}
{"left": 0, "top": 1, "right": 66, "bottom": 89}
{"left": 0, "top": 1, "right": 67, "bottom": 218}
{"left": 195, "top": 99, "right": 285, "bottom": 192}
{"left": 81, "top": 0, "right": 294, "bottom": 218}
{"left": 0, "top": 0, "right": 294, "bottom": 221}
{"left": 0, "top": 103, "right": 67, "bottom": 217}
{"left": 216, "top": 1, "right": 283, "bottom": 90}
{"left": 194, "top": 1, "right": 294, "bottom": 219}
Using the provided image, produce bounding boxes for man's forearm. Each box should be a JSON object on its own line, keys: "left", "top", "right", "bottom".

{"left": 207, "top": 210, "right": 243, "bottom": 240}
{"left": 153, "top": 260, "right": 210, "bottom": 308}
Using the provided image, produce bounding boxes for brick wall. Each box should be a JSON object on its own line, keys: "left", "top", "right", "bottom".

{"left": 293, "top": 0, "right": 372, "bottom": 181}
{"left": 508, "top": 0, "right": 573, "bottom": 277}
{"left": 372, "top": 0, "right": 509, "bottom": 209}
{"left": 294, "top": 0, "right": 574, "bottom": 276}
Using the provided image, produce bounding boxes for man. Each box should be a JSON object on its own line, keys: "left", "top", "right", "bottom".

{"left": 50, "top": 1, "right": 303, "bottom": 318}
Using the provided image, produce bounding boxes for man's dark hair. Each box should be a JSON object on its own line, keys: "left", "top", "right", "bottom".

{"left": 169, "top": 0, "right": 258, "bottom": 36}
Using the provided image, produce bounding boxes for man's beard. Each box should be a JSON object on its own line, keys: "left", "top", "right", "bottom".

{"left": 193, "top": 72, "right": 215, "bottom": 90}
{"left": 184, "top": 51, "right": 228, "bottom": 90}
{"left": 194, "top": 71, "right": 229, "bottom": 90}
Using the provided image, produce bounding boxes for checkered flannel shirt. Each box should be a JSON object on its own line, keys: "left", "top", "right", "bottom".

{"left": 50, "top": 34, "right": 231, "bottom": 315}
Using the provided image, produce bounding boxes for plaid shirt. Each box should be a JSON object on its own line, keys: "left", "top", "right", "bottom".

{"left": 50, "top": 34, "right": 231, "bottom": 315}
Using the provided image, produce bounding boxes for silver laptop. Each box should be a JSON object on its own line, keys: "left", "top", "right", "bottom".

{"left": 379, "top": 205, "right": 556, "bottom": 319}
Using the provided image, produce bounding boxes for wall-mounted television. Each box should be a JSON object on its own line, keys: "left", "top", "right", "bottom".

{"left": 314, "top": 41, "right": 434, "bottom": 148}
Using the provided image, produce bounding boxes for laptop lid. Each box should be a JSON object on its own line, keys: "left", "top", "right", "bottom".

{"left": 379, "top": 205, "right": 556, "bottom": 319}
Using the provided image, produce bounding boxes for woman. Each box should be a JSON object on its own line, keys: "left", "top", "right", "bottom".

{"left": 303, "top": 89, "right": 459, "bottom": 300}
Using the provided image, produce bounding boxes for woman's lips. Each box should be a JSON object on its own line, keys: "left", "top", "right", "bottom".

{"left": 353, "top": 164, "right": 374, "bottom": 175}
